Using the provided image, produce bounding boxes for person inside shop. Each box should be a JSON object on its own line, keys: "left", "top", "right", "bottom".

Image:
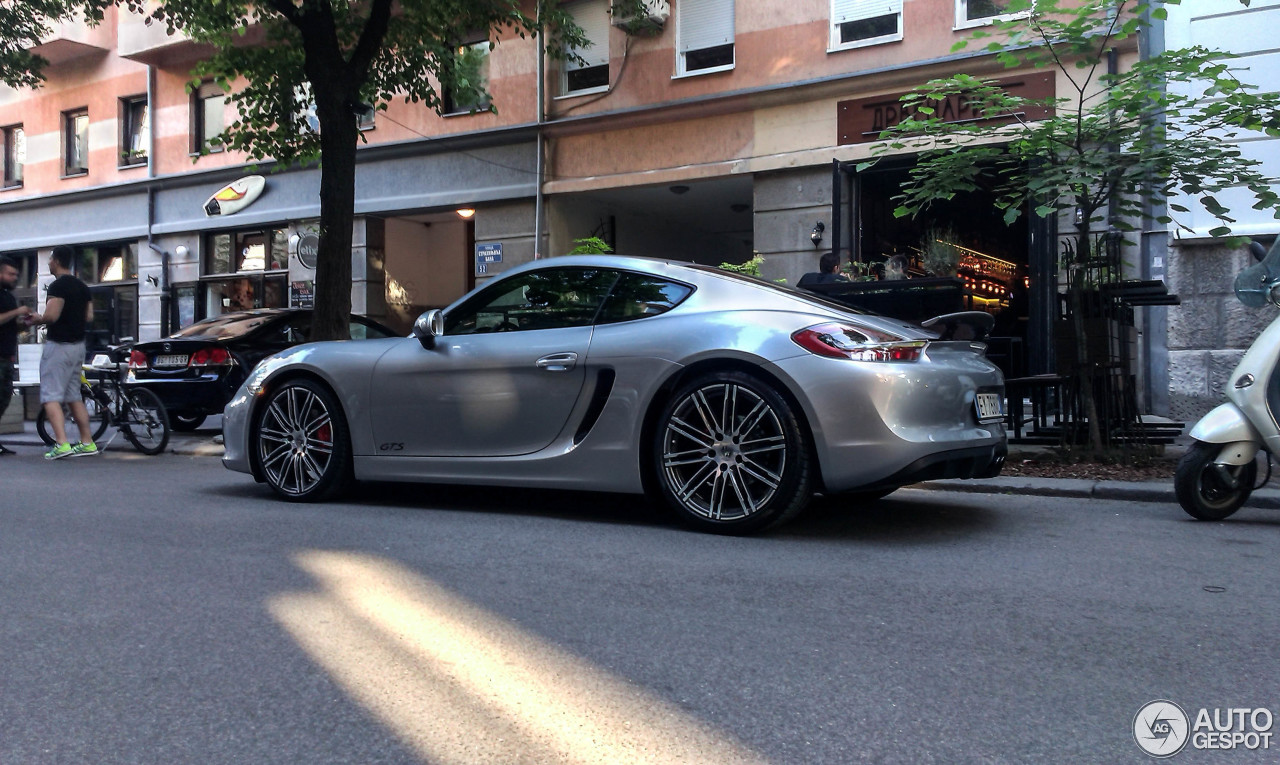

{"left": 883, "top": 254, "right": 909, "bottom": 280}
{"left": 798, "top": 252, "right": 849, "bottom": 287}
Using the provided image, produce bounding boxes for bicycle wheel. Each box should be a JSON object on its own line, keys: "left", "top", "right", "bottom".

{"left": 119, "top": 387, "right": 170, "bottom": 455}
{"left": 35, "top": 385, "right": 111, "bottom": 446}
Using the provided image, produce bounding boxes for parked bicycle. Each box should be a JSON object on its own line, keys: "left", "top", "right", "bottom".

{"left": 36, "top": 347, "right": 171, "bottom": 455}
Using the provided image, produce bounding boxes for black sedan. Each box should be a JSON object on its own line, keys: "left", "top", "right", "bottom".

{"left": 128, "top": 309, "right": 398, "bottom": 430}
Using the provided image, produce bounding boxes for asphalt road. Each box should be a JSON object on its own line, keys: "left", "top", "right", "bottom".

{"left": 2, "top": 451, "right": 1278, "bottom": 764}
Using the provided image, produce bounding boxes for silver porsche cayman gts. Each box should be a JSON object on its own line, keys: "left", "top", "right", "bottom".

{"left": 222, "top": 255, "right": 1006, "bottom": 533}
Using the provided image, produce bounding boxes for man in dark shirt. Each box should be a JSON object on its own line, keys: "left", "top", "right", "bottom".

{"left": 797, "top": 252, "right": 850, "bottom": 288}
{"left": 0, "top": 256, "right": 31, "bottom": 455}
{"left": 27, "top": 246, "right": 98, "bottom": 459}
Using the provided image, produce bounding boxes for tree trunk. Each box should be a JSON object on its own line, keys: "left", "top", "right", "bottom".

{"left": 1069, "top": 221, "right": 1104, "bottom": 453}
{"left": 311, "top": 94, "right": 359, "bottom": 342}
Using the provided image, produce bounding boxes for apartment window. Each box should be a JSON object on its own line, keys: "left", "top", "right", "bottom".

{"left": 444, "top": 41, "right": 493, "bottom": 115}
{"left": 562, "top": 0, "right": 610, "bottom": 95}
{"left": 64, "top": 108, "right": 89, "bottom": 176}
{"left": 830, "top": 0, "right": 903, "bottom": 50}
{"left": 120, "top": 96, "right": 149, "bottom": 167}
{"left": 956, "top": 0, "right": 1026, "bottom": 28}
{"left": 677, "top": 0, "right": 735, "bottom": 76}
{"left": 2, "top": 125, "right": 23, "bottom": 188}
{"left": 192, "top": 81, "right": 226, "bottom": 153}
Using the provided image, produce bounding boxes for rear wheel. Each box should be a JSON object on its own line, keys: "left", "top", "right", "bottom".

{"left": 170, "top": 413, "right": 207, "bottom": 432}
{"left": 652, "top": 370, "right": 813, "bottom": 534}
{"left": 119, "top": 388, "right": 171, "bottom": 455}
{"left": 36, "top": 386, "right": 110, "bottom": 446}
{"left": 1175, "top": 441, "right": 1257, "bottom": 521}
{"left": 255, "top": 379, "right": 351, "bottom": 501}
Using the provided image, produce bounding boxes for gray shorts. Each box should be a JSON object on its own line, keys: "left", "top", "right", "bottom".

{"left": 40, "top": 341, "right": 86, "bottom": 404}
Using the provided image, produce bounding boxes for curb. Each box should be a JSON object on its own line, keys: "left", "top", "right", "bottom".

{"left": 913, "top": 476, "right": 1280, "bottom": 509}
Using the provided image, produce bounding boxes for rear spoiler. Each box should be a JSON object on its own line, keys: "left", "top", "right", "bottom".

{"left": 920, "top": 311, "right": 994, "bottom": 342}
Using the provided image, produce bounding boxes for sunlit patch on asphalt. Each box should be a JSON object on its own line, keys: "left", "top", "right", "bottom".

{"left": 269, "top": 550, "right": 768, "bottom": 764}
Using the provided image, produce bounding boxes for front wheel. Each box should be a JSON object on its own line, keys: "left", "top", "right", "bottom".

{"left": 254, "top": 379, "right": 351, "bottom": 501}
{"left": 652, "top": 370, "right": 813, "bottom": 534}
{"left": 119, "top": 388, "right": 171, "bottom": 455}
{"left": 1175, "top": 441, "right": 1257, "bottom": 521}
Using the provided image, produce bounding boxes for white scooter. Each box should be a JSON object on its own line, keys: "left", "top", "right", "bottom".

{"left": 1175, "top": 238, "right": 1280, "bottom": 520}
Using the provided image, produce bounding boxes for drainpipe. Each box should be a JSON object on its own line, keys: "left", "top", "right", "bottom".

{"left": 533, "top": 8, "right": 546, "bottom": 260}
{"left": 143, "top": 64, "right": 171, "bottom": 337}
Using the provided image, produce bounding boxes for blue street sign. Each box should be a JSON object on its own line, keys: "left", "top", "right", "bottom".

{"left": 476, "top": 243, "right": 502, "bottom": 275}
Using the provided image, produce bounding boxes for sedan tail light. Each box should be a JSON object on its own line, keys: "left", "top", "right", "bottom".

{"left": 129, "top": 350, "right": 148, "bottom": 370}
{"left": 791, "top": 323, "right": 926, "bottom": 362}
{"left": 190, "top": 348, "right": 235, "bottom": 368}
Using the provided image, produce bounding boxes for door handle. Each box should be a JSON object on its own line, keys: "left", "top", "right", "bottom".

{"left": 536, "top": 352, "right": 578, "bottom": 372}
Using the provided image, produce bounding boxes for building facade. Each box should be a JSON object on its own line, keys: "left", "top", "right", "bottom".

{"left": 3, "top": 0, "right": 1213, "bottom": 415}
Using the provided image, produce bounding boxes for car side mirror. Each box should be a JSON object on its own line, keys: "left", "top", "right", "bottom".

{"left": 412, "top": 309, "right": 444, "bottom": 349}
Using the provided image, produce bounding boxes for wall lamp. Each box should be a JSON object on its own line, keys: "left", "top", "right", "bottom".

{"left": 810, "top": 221, "right": 825, "bottom": 247}
{"left": 456, "top": 208, "right": 475, "bottom": 219}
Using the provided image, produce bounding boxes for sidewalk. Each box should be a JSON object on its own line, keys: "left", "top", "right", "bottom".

{"left": 0, "top": 418, "right": 225, "bottom": 458}
{"left": 5, "top": 418, "right": 1280, "bottom": 508}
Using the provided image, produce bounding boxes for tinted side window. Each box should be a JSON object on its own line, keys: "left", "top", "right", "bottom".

{"left": 349, "top": 319, "right": 395, "bottom": 340}
{"left": 445, "top": 268, "right": 618, "bottom": 335}
{"left": 597, "top": 273, "right": 693, "bottom": 324}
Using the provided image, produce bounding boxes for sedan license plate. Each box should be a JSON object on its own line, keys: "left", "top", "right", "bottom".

{"left": 974, "top": 392, "right": 1004, "bottom": 422}
{"left": 153, "top": 354, "right": 189, "bottom": 368}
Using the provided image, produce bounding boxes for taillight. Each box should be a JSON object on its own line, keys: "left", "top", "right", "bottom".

{"left": 129, "top": 350, "right": 148, "bottom": 370}
{"left": 791, "top": 323, "right": 925, "bottom": 362}
{"left": 190, "top": 347, "right": 235, "bottom": 368}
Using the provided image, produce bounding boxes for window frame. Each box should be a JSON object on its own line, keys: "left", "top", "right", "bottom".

{"left": 559, "top": 0, "right": 611, "bottom": 97}
{"left": 119, "top": 95, "right": 149, "bottom": 168}
{"left": 2, "top": 124, "right": 23, "bottom": 188}
{"left": 191, "top": 81, "right": 227, "bottom": 155}
{"left": 63, "top": 108, "right": 90, "bottom": 177}
{"left": 954, "top": 0, "right": 1030, "bottom": 31}
{"left": 443, "top": 39, "right": 494, "bottom": 116}
{"left": 828, "top": 0, "right": 903, "bottom": 53}
{"left": 203, "top": 228, "right": 290, "bottom": 277}
{"left": 675, "top": 0, "right": 736, "bottom": 78}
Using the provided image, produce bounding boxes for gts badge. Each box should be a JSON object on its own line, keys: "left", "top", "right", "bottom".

{"left": 378, "top": 443, "right": 405, "bottom": 452}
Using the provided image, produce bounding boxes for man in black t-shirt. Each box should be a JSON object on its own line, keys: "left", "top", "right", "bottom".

{"left": 27, "top": 246, "right": 98, "bottom": 459}
{"left": 0, "top": 256, "right": 31, "bottom": 455}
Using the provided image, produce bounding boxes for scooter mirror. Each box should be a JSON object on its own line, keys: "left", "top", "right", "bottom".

{"left": 1235, "top": 238, "right": 1280, "bottom": 308}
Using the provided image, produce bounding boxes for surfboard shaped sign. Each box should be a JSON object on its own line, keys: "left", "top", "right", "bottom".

{"left": 204, "top": 175, "right": 266, "bottom": 217}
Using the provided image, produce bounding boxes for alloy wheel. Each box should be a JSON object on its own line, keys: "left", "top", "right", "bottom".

{"left": 660, "top": 382, "right": 788, "bottom": 522}
{"left": 258, "top": 384, "right": 336, "bottom": 497}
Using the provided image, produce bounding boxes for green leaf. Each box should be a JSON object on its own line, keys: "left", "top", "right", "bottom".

{"left": 1208, "top": 226, "right": 1232, "bottom": 237}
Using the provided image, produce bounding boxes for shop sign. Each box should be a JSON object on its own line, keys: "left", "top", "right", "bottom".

{"left": 204, "top": 175, "right": 266, "bottom": 217}
{"left": 837, "top": 72, "right": 1056, "bottom": 145}
{"left": 476, "top": 243, "right": 502, "bottom": 275}
{"left": 296, "top": 234, "right": 320, "bottom": 269}
{"left": 290, "top": 280, "right": 315, "bottom": 309}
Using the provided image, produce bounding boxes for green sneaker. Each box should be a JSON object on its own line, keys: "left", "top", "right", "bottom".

{"left": 70, "top": 442, "right": 100, "bottom": 457}
{"left": 44, "top": 443, "right": 73, "bottom": 460}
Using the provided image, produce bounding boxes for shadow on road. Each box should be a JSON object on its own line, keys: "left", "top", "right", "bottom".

{"left": 210, "top": 479, "right": 1000, "bottom": 542}
{"left": 775, "top": 491, "right": 1001, "bottom": 543}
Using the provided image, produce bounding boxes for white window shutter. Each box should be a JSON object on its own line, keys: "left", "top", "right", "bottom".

{"left": 568, "top": 0, "right": 611, "bottom": 70}
{"left": 832, "top": 0, "right": 902, "bottom": 24}
{"left": 678, "top": 0, "right": 735, "bottom": 54}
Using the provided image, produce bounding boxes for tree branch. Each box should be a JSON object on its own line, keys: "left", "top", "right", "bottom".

{"left": 349, "top": 0, "right": 394, "bottom": 82}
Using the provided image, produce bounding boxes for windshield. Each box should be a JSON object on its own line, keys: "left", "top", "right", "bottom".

{"left": 1234, "top": 238, "right": 1280, "bottom": 308}
{"left": 170, "top": 313, "right": 277, "bottom": 340}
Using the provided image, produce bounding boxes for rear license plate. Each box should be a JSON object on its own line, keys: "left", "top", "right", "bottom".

{"left": 975, "top": 392, "right": 1004, "bottom": 422}
{"left": 153, "top": 354, "right": 189, "bottom": 368}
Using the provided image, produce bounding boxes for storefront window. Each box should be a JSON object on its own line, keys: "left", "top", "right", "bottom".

{"left": 74, "top": 243, "right": 138, "bottom": 284}
{"left": 201, "top": 227, "right": 290, "bottom": 318}
{"left": 206, "top": 228, "right": 289, "bottom": 275}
